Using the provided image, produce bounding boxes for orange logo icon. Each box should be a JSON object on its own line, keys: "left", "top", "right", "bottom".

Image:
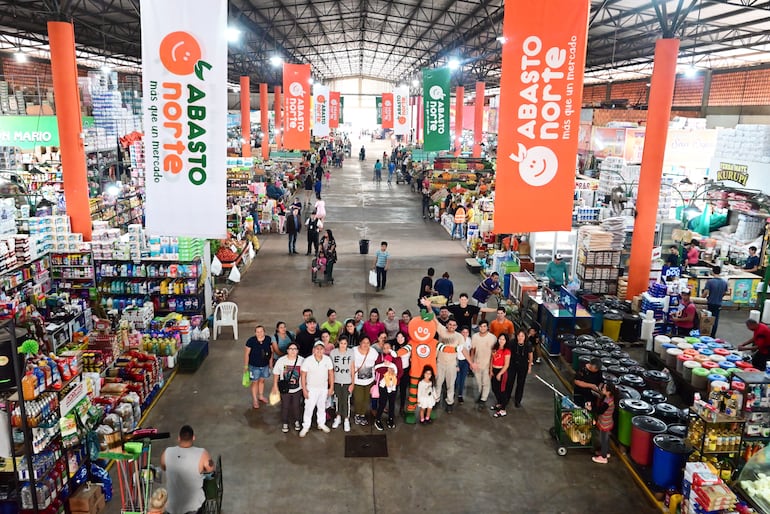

{"left": 397, "top": 116, "right": 407, "bottom": 125}
{"left": 159, "top": 31, "right": 202, "bottom": 76}
{"left": 316, "top": 95, "right": 326, "bottom": 103}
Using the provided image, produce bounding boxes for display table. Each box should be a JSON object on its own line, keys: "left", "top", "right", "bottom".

{"left": 684, "top": 269, "right": 761, "bottom": 307}
{"left": 538, "top": 300, "right": 593, "bottom": 356}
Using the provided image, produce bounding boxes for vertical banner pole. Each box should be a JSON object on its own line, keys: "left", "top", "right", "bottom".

{"left": 240, "top": 77, "right": 251, "bottom": 158}
{"left": 274, "top": 86, "right": 282, "bottom": 150}
{"left": 627, "top": 39, "right": 680, "bottom": 299}
{"left": 455, "top": 86, "right": 464, "bottom": 156}
{"left": 473, "top": 81, "right": 485, "bottom": 158}
{"left": 48, "top": 22, "right": 92, "bottom": 240}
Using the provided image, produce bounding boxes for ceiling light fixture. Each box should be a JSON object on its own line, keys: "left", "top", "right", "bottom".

{"left": 14, "top": 50, "right": 27, "bottom": 63}
{"left": 101, "top": 63, "right": 112, "bottom": 74}
{"left": 684, "top": 65, "right": 697, "bottom": 78}
{"left": 226, "top": 27, "right": 241, "bottom": 43}
{"left": 448, "top": 58, "right": 461, "bottom": 70}
{"left": 412, "top": 79, "right": 419, "bottom": 87}
{"left": 270, "top": 56, "right": 283, "bottom": 67}
{"left": 496, "top": 36, "right": 506, "bottom": 43}
{"left": 308, "top": 77, "right": 315, "bottom": 85}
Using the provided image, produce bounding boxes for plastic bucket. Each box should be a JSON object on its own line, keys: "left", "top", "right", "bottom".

{"left": 652, "top": 434, "right": 693, "bottom": 488}
{"left": 603, "top": 313, "right": 623, "bottom": 341}
{"left": 592, "top": 311, "right": 604, "bottom": 333}
{"left": 692, "top": 367, "right": 710, "bottom": 389}
{"left": 572, "top": 347, "right": 592, "bottom": 371}
{"left": 602, "top": 372, "right": 620, "bottom": 385}
{"left": 630, "top": 415, "right": 667, "bottom": 466}
{"left": 667, "top": 424, "right": 688, "bottom": 438}
{"left": 641, "top": 390, "right": 667, "bottom": 405}
{"left": 659, "top": 343, "right": 676, "bottom": 359}
{"left": 719, "top": 361, "right": 737, "bottom": 372}
{"left": 619, "top": 358, "right": 639, "bottom": 368}
{"left": 620, "top": 313, "right": 642, "bottom": 342}
{"left": 617, "top": 385, "right": 641, "bottom": 401}
{"left": 709, "top": 354, "right": 726, "bottom": 364}
{"left": 666, "top": 348, "right": 683, "bottom": 368}
{"left": 620, "top": 373, "right": 646, "bottom": 392}
{"left": 702, "top": 361, "right": 718, "bottom": 370}
{"left": 726, "top": 354, "right": 742, "bottom": 363}
{"left": 683, "top": 361, "right": 700, "bottom": 382}
{"left": 653, "top": 403, "right": 684, "bottom": 425}
{"left": 618, "top": 399, "right": 655, "bottom": 446}
{"left": 654, "top": 335, "right": 671, "bottom": 355}
{"left": 643, "top": 370, "right": 670, "bottom": 394}
{"left": 736, "top": 360, "right": 754, "bottom": 370}
{"left": 677, "top": 354, "right": 690, "bottom": 373}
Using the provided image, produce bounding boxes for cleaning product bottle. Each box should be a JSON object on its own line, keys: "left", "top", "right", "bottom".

{"left": 22, "top": 370, "right": 37, "bottom": 400}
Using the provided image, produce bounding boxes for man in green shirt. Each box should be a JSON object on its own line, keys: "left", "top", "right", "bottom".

{"left": 545, "top": 253, "right": 569, "bottom": 289}
{"left": 320, "top": 309, "right": 343, "bottom": 344}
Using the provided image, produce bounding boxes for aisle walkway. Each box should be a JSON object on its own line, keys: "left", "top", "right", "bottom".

{"left": 110, "top": 140, "right": 655, "bottom": 514}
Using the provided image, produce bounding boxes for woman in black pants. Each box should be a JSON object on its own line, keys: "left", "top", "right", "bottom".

{"left": 490, "top": 333, "right": 511, "bottom": 418}
{"left": 507, "top": 329, "right": 534, "bottom": 408}
{"left": 393, "top": 331, "right": 410, "bottom": 416}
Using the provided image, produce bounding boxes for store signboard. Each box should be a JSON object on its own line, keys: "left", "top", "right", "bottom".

{"left": 422, "top": 67, "right": 451, "bottom": 151}
{"left": 329, "top": 91, "right": 340, "bottom": 129}
{"left": 140, "top": 0, "right": 227, "bottom": 238}
{"left": 0, "top": 116, "right": 94, "bottom": 150}
{"left": 375, "top": 96, "right": 382, "bottom": 124}
{"left": 393, "top": 86, "right": 410, "bottom": 135}
{"left": 282, "top": 63, "right": 311, "bottom": 150}
{"left": 313, "top": 84, "right": 330, "bottom": 137}
{"left": 710, "top": 157, "right": 770, "bottom": 191}
{"left": 577, "top": 122, "right": 592, "bottom": 152}
{"left": 381, "top": 92, "right": 394, "bottom": 129}
{"left": 591, "top": 127, "right": 626, "bottom": 159}
{"left": 495, "top": 0, "right": 589, "bottom": 232}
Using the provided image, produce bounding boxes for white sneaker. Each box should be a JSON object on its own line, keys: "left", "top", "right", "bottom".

{"left": 318, "top": 424, "right": 330, "bottom": 433}
{"left": 343, "top": 418, "right": 351, "bottom": 432}
{"left": 299, "top": 428, "right": 309, "bottom": 438}
{"left": 332, "top": 415, "right": 341, "bottom": 429}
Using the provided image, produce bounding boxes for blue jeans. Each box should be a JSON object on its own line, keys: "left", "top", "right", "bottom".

{"left": 455, "top": 359, "right": 470, "bottom": 398}
{"left": 708, "top": 303, "right": 721, "bottom": 337}
{"left": 288, "top": 233, "right": 297, "bottom": 253}
{"left": 451, "top": 222, "right": 464, "bottom": 239}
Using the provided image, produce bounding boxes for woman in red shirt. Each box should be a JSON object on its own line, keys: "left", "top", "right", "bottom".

{"left": 490, "top": 333, "right": 512, "bottom": 418}
{"left": 686, "top": 239, "right": 701, "bottom": 267}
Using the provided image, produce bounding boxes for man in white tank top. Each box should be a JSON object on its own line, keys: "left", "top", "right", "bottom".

{"left": 161, "top": 425, "right": 215, "bottom": 514}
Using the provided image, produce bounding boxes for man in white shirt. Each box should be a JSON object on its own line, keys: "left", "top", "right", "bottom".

{"left": 434, "top": 318, "right": 472, "bottom": 413}
{"left": 470, "top": 320, "right": 497, "bottom": 410}
{"left": 299, "top": 341, "right": 334, "bottom": 437}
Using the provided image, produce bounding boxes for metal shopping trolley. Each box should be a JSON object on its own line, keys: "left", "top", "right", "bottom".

{"left": 201, "top": 456, "right": 223, "bottom": 514}
{"left": 537, "top": 376, "right": 594, "bottom": 456}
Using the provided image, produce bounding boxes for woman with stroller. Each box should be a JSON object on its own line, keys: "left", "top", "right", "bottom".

{"left": 319, "top": 229, "right": 337, "bottom": 283}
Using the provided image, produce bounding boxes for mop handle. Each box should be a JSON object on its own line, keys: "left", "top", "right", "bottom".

{"left": 534, "top": 374, "right": 566, "bottom": 397}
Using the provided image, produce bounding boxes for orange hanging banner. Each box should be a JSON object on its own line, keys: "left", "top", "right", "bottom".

{"left": 260, "top": 83, "right": 269, "bottom": 160}
{"left": 381, "top": 92, "right": 394, "bottom": 129}
{"left": 473, "top": 82, "right": 485, "bottom": 157}
{"left": 626, "top": 38, "right": 680, "bottom": 300}
{"left": 48, "top": 21, "right": 91, "bottom": 241}
{"left": 454, "top": 86, "right": 464, "bottom": 156}
{"left": 329, "top": 91, "right": 340, "bottom": 129}
{"left": 494, "top": 0, "right": 589, "bottom": 232}
{"left": 240, "top": 77, "right": 251, "bottom": 158}
{"left": 282, "top": 63, "right": 311, "bottom": 150}
{"left": 274, "top": 86, "right": 282, "bottom": 149}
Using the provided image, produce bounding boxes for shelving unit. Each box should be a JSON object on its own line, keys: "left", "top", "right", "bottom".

{"left": 687, "top": 408, "right": 745, "bottom": 477}
{"left": 576, "top": 248, "right": 620, "bottom": 295}
{"left": 226, "top": 167, "right": 252, "bottom": 198}
{"left": 49, "top": 252, "right": 95, "bottom": 299}
{"left": 0, "top": 255, "right": 50, "bottom": 297}
{"left": 95, "top": 258, "right": 204, "bottom": 316}
{"left": 90, "top": 193, "right": 143, "bottom": 231}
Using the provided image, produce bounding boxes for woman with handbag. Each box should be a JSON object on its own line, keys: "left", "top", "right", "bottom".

{"left": 351, "top": 337, "right": 379, "bottom": 426}
{"left": 319, "top": 229, "right": 337, "bottom": 282}
{"left": 271, "top": 342, "right": 304, "bottom": 433}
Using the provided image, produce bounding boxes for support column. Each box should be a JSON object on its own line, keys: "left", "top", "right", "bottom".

{"left": 260, "top": 83, "right": 269, "bottom": 161}
{"left": 48, "top": 21, "right": 91, "bottom": 240}
{"left": 454, "top": 86, "right": 464, "bottom": 156}
{"left": 274, "top": 86, "right": 282, "bottom": 150}
{"left": 473, "top": 81, "right": 485, "bottom": 158}
{"left": 240, "top": 76, "right": 251, "bottom": 158}
{"left": 627, "top": 39, "right": 680, "bottom": 299}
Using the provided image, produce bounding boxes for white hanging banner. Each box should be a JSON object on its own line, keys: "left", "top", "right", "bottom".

{"left": 394, "top": 86, "right": 410, "bottom": 136}
{"left": 140, "top": 0, "right": 227, "bottom": 238}
{"left": 313, "top": 84, "right": 330, "bottom": 137}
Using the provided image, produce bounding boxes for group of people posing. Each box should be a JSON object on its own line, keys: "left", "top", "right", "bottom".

{"left": 242, "top": 298, "right": 540, "bottom": 436}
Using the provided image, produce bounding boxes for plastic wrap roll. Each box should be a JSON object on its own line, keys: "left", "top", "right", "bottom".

{"left": 642, "top": 320, "right": 656, "bottom": 351}
{"left": 763, "top": 300, "right": 770, "bottom": 324}
{"left": 750, "top": 310, "right": 761, "bottom": 322}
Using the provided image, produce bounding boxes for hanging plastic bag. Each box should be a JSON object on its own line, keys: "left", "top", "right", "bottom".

{"left": 242, "top": 370, "right": 250, "bottom": 388}
{"left": 248, "top": 242, "right": 256, "bottom": 259}
{"left": 211, "top": 256, "right": 223, "bottom": 276}
{"left": 368, "top": 270, "right": 377, "bottom": 287}
{"left": 228, "top": 265, "right": 241, "bottom": 283}
{"left": 269, "top": 390, "right": 281, "bottom": 406}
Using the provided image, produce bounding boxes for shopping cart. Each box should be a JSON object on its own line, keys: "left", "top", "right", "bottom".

{"left": 98, "top": 429, "right": 169, "bottom": 514}
{"left": 536, "top": 376, "right": 594, "bottom": 456}
{"left": 201, "top": 456, "right": 223, "bottom": 514}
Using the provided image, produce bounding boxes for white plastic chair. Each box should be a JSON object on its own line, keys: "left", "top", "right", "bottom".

{"left": 213, "top": 302, "right": 239, "bottom": 340}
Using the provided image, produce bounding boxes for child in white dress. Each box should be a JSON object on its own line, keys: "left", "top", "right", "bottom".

{"left": 417, "top": 365, "right": 437, "bottom": 424}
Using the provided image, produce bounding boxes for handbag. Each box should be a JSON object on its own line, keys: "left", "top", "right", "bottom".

{"left": 368, "top": 269, "right": 377, "bottom": 287}
{"left": 278, "top": 356, "right": 299, "bottom": 393}
{"left": 242, "top": 371, "right": 250, "bottom": 388}
{"left": 370, "top": 383, "right": 380, "bottom": 399}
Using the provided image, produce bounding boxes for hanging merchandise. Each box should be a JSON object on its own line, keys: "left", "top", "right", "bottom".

{"left": 313, "top": 84, "right": 330, "bottom": 137}
{"left": 140, "top": 0, "right": 228, "bottom": 238}
{"left": 494, "top": 0, "right": 589, "bottom": 232}
{"left": 381, "top": 92, "right": 394, "bottom": 129}
{"left": 211, "top": 256, "right": 223, "bottom": 276}
{"left": 329, "top": 91, "right": 341, "bottom": 128}
{"left": 228, "top": 264, "right": 241, "bottom": 283}
{"left": 282, "top": 63, "right": 312, "bottom": 150}
{"left": 422, "top": 67, "right": 451, "bottom": 151}
{"left": 394, "top": 86, "right": 410, "bottom": 136}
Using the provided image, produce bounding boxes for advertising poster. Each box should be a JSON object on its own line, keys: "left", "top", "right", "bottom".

{"left": 381, "top": 92, "right": 394, "bottom": 129}
{"left": 313, "top": 84, "right": 330, "bottom": 137}
{"left": 140, "top": 0, "right": 227, "bottom": 238}
{"left": 375, "top": 96, "right": 382, "bottom": 125}
{"left": 329, "top": 91, "right": 340, "bottom": 129}
{"left": 393, "top": 86, "right": 410, "bottom": 135}
{"left": 282, "top": 63, "right": 311, "bottom": 150}
{"left": 422, "top": 67, "right": 450, "bottom": 151}
{"left": 495, "top": 0, "right": 589, "bottom": 232}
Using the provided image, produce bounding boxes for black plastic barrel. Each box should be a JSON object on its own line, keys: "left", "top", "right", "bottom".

{"left": 641, "top": 390, "right": 667, "bottom": 405}
{"left": 653, "top": 403, "right": 684, "bottom": 425}
{"left": 620, "top": 373, "right": 646, "bottom": 391}
{"left": 359, "top": 239, "right": 370, "bottom": 254}
{"left": 616, "top": 385, "right": 641, "bottom": 401}
{"left": 620, "top": 313, "right": 642, "bottom": 342}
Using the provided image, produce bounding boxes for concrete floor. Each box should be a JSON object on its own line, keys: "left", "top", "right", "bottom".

{"left": 103, "top": 138, "right": 682, "bottom": 514}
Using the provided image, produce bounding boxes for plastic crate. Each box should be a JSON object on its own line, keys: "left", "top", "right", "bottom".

{"left": 178, "top": 340, "right": 209, "bottom": 372}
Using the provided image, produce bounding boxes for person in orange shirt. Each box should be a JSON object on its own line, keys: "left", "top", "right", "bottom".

{"left": 489, "top": 307, "right": 514, "bottom": 339}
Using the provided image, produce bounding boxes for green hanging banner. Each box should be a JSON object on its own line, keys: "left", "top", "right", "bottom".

{"left": 422, "top": 67, "right": 450, "bottom": 151}
{"left": 340, "top": 97, "right": 344, "bottom": 123}
{"left": 375, "top": 96, "right": 382, "bottom": 125}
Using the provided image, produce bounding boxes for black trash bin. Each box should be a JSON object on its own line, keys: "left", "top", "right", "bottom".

{"left": 359, "top": 239, "right": 370, "bottom": 254}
